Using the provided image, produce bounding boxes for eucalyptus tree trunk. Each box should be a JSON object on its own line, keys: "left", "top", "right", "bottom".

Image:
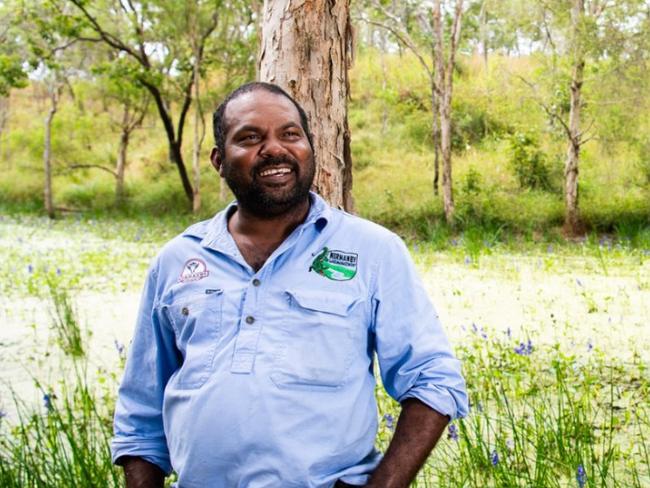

{"left": 564, "top": 0, "right": 585, "bottom": 236}
{"left": 43, "top": 85, "right": 59, "bottom": 219}
{"left": 259, "top": 0, "right": 354, "bottom": 211}
{"left": 191, "top": 50, "right": 203, "bottom": 214}
{"left": 116, "top": 129, "right": 128, "bottom": 204}
{"left": 433, "top": 0, "right": 463, "bottom": 223}
{"left": 0, "top": 97, "right": 9, "bottom": 167}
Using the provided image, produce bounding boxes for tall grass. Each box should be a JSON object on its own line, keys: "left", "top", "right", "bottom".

{"left": 2, "top": 299, "right": 648, "bottom": 486}
{"left": 376, "top": 327, "right": 650, "bottom": 487}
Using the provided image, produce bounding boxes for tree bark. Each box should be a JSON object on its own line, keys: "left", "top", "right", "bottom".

{"left": 43, "top": 85, "right": 59, "bottom": 219}
{"left": 0, "top": 97, "right": 9, "bottom": 167}
{"left": 431, "top": 76, "right": 440, "bottom": 196}
{"left": 116, "top": 129, "right": 128, "bottom": 204}
{"left": 433, "top": 0, "right": 463, "bottom": 223}
{"left": 564, "top": 0, "right": 585, "bottom": 236}
{"left": 258, "top": 0, "right": 354, "bottom": 211}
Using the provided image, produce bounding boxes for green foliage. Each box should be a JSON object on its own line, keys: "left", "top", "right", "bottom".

{"left": 451, "top": 99, "right": 509, "bottom": 151}
{"left": 0, "top": 54, "right": 27, "bottom": 96}
{"left": 508, "top": 132, "right": 554, "bottom": 191}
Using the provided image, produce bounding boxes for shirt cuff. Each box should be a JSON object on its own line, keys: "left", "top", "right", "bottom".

{"left": 111, "top": 436, "right": 172, "bottom": 475}
{"left": 399, "top": 383, "right": 469, "bottom": 420}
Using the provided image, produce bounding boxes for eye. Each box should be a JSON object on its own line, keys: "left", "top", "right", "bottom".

{"left": 239, "top": 133, "right": 260, "bottom": 143}
{"left": 283, "top": 130, "right": 301, "bottom": 139}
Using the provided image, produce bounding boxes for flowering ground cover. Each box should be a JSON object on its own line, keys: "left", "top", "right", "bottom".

{"left": 0, "top": 215, "right": 648, "bottom": 487}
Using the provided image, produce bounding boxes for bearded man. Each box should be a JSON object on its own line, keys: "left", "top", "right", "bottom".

{"left": 111, "top": 82, "right": 468, "bottom": 488}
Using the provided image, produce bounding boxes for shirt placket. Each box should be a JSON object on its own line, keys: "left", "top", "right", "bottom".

{"left": 229, "top": 223, "right": 311, "bottom": 374}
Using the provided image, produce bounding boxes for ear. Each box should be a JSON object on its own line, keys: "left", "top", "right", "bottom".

{"left": 210, "top": 147, "right": 223, "bottom": 176}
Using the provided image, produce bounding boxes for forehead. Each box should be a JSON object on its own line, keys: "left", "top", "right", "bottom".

{"left": 224, "top": 90, "right": 302, "bottom": 134}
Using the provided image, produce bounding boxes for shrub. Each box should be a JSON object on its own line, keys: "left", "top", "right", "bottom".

{"left": 508, "top": 132, "right": 553, "bottom": 191}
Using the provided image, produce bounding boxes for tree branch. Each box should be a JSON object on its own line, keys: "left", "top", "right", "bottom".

{"left": 66, "top": 164, "right": 118, "bottom": 177}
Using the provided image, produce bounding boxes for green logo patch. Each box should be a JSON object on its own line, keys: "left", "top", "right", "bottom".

{"left": 309, "top": 247, "right": 358, "bottom": 281}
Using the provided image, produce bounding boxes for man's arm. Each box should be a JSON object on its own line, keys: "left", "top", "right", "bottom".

{"left": 119, "top": 456, "right": 165, "bottom": 488}
{"left": 364, "top": 399, "right": 449, "bottom": 488}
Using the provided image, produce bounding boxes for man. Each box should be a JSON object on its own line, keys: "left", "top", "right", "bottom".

{"left": 112, "top": 82, "right": 468, "bottom": 488}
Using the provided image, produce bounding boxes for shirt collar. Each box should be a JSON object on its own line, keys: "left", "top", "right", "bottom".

{"left": 183, "top": 191, "right": 332, "bottom": 252}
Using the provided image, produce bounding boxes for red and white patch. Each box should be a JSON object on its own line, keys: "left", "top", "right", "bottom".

{"left": 178, "top": 258, "right": 209, "bottom": 283}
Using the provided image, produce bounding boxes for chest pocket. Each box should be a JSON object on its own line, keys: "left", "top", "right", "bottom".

{"left": 166, "top": 289, "right": 223, "bottom": 389}
{"left": 271, "top": 289, "right": 361, "bottom": 391}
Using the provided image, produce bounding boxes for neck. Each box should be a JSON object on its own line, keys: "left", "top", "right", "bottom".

{"left": 229, "top": 197, "right": 311, "bottom": 244}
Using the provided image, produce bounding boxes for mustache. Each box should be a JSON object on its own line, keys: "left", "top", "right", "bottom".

{"left": 251, "top": 156, "right": 300, "bottom": 177}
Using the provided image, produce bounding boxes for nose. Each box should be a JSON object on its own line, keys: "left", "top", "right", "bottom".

{"left": 259, "top": 135, "right": 287, "bottom": 158}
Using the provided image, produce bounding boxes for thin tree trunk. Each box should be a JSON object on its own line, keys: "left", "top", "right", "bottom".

{"left": 379, "top": 31, "right": 388, "bottom": 135}
{"left": 116, "top": 130, "right": 128, "bottom": 204}
{"left": 259, "top": 0, "right": 354, "bottom": 211}
{"left": 191, "top": 49, "right": 202, "bottom": 214}
{"left": 140, "top": 79, "right": 194, "bottom": 204}
{"left": 439, "top": 89, "right": 454, "bottom": 221}
{"left": 564, "top": 0, "right": 585, "bottom": 236}
{"left": 431, "top": 78, "right": 440, "bottom": 196}
{"left": 43, "top": 86, "right": 59, "bottom": 219}
{"left": 433, "top": 0, "right": 463, "bottom": 223}
{"left": 0, "top": 97, "right": 9, "bottom": 168}
{"left": 479, "top": 1, "right": 488, "bottom": 72}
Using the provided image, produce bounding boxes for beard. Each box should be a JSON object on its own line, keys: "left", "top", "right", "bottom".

{"left": 222, "top": 154, "right": 316, "bottom": 218}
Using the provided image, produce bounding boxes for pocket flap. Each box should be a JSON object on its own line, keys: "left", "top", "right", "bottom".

{"left": 286, "top": 289, "right": 360, "bottom": 317}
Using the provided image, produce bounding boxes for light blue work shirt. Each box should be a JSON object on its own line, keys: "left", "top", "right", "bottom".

{"left": 112, "top": 192, "right": 468, "bottom": 488}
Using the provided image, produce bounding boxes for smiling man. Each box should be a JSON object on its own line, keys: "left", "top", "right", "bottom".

{"left": 111, "top": 82, "right": 468, "bottom": 488}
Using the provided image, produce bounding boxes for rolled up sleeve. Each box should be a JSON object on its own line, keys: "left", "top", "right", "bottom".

{"left": 111, "top": 262, "right": 180, "bottom": 475}
{"left": 371, "top": 234, "right": 468, "bottom": 420}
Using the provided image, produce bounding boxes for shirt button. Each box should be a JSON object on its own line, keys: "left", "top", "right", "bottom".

{"left": 252, "top": 279, "right": 261, "bottom": 287}
{"left": 245, "top": 316, "right": 255, "bottom": 324}
{"left": 181, "top": 307, "right": 189, "bottom": 316}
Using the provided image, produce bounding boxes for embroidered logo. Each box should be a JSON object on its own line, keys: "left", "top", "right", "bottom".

{"left": 178, "top": 258, "right": 209, "bottom": 283}
{"left": 309, "top": 247, "right": 358, "bottom": 281}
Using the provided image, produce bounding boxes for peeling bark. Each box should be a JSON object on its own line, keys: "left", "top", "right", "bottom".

{"left": 259, "top": 0, "right": 354, "bottom": 211}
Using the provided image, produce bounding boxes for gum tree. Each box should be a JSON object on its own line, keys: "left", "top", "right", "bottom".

{"left": 258, "top": 0, "right": 354, "bottom": 210}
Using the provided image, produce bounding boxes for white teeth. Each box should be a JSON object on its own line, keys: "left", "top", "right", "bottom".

{"left": 260, "top": 167, "right": 291, "bottom": 177}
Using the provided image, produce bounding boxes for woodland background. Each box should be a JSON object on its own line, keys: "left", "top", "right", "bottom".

{"left": 0, "top": 1, "right": 649, "bottom": 487}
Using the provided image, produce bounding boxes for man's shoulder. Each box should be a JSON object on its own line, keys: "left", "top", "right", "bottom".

{"left": 153, "top": 217, "right": 215, "bottom": 265}
{"left": 327, "top": 207, "right": 400, "bottom": 244}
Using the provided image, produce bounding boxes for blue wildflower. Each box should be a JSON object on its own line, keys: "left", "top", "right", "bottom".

{"left": 0, "top": 410, "right": 6, "bottom": 420}
{"left": 27, "top": 264, "right": 33, "bottom": 274}
{"left": 506, "top": 327, "right": 512, "bottom": 338}
{"left": 451, "top": 239, "right": 458, "bottom": 247}
{"left": 447, "top": 424, "right": 459, "bottom": 441}
{"left": 587, "top": 340, "right": 593, "bottom": 352}
{"left": 576, "top": 278, "right": 583, "bottom": 287}
{"left": 56, "top": 268, "right": 61, "bottom": 276}
{"left": 43, "top": 394, "right": 53, "bottom": 411}
{"left": 490, "top": 449, "right": 499, "bottom": 466}
{"left": 383, "top": 413, "right": 394, "bottom": 431}
{"left": 464, "top": 256, "right": 472, "bottom": 265}
{"left": 547, "top": 244, "right": 554, "bottom": 253}
{"left": 514, "top": 339, "right": 533, "bottom": 356}
{"left": 576, "top": 464, "right": 586, "bottom": 488}
{"left": 472, "top": 323, "right": 479, "bottom": 333}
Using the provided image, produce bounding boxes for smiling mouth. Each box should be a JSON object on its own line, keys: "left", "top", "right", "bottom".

{"left": 258, "top": 167, "right": 293, "bottom": 177}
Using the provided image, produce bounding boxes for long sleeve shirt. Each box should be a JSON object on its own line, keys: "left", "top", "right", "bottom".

{"left": 111, "top": 192, "right": 468, "bottom": 488}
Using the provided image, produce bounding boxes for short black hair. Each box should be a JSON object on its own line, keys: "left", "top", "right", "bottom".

{"left": 212, "top": 82, "right": 314, "bottom": 161}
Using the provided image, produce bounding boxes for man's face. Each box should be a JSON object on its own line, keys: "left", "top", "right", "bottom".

{"left": 212, "top": 90, "right": 315, "bottom": 217}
